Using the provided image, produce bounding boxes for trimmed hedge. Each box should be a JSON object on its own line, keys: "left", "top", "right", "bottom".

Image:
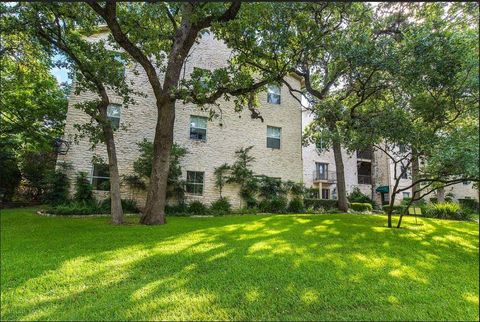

{"left": 188, "top": 201, "right": 209, "bottom": 216}
{"left": 210, "top": 198, "right": 232, "bottom": 215}
{"left": 350, "top": 203, "right": 373, "bottom": 212}
{"left": 304, "top": 198, "right": 338, "bottom": 210}
{"left": 259, "top": 197, "right": 288, "bottom": 213}
{"left": 49, "top": 198, "right": 140, "bottom": 216}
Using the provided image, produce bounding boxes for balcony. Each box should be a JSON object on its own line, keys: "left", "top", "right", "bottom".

{"left": 357, "top": 149, "right": 373, "bottom": 160}
{"left": 358, "top": 175, "right": 372, "bottom": 185}
{"left": 313, "top": 170, "right": 336, "bottom": 183}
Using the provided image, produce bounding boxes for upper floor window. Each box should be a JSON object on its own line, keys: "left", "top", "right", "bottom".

{"left": 190, "top": 115, "right": 207, "bottom": 141}
{"left": 92, "top": 163, "right": 110, "bottom": 191}
{"left": 267, "top": 84, "right": 281, "bottom": 104}
{"left": 267, "top": 126, "right": 281, "bottom": 149}
{"left": 107, "top": 104, "right": 121, "bottom": 130}
{"left": 402, "top": 191, "right": 410, "bottom": 198}
{"left": 114, "top": 54, "right": 126, "bottom": 77}
{"left": 186, "top": 171, "right": 204, "bottom": 195}
{"left": 398, "top": 144, "right": 407, "bottom": 153}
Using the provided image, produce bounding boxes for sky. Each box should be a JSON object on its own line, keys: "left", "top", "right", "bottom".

{"left": 50, "top": 53, "right": 71, "bottom": 85}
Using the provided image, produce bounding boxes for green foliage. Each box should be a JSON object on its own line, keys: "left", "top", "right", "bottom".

{"left": 424, "top": 202, "right": 469, "bottom": 221}
{"left": 458, "top": 199, "right": 479, "bottom": 213}
{"left": 48, "top": 200, "right": 100, "bottom": 216}
{"left": 347, "top": 188, "right": 375, "bottom": 207}
{"left": 43, "top": 165, "right": 70, "bottom": 205}
{"left": 18, "top": 151, "right": 57, "bottom": 201}
{"left": 213, "top": 163, "right": 231, "bottom": 198}
{"left": 382, "top": 205, "right": 406, "bottom": 214}
{"left": 227, "top": 146, "right": 256, "bottom": 202}
{"left": 74, "top": 172, "right": 93, "bottom": 202}
{"left": 258, "top": 176, "right": 286, "bottom": 199}
{"left": 100, "top": 198, "right": 140, "bottom": 214}
{"left": 304, "top": 199, "right": 338, "bottom": 211}
{"left": 165, "top": 203, "right": 188, "bottom": 216}
{"left": 288, "top": 198, "right": 305, "bottom": 213}
{"left": 0, "top": 141, "right": 22, "bottom": 202}
{"left": 131, "top": 139, "right": 188, "bottom": 202}
{"left": 188, "top": 201, "right": 209, "bottom": 216}
{"left": 210, "top": 198, "right": 232, "bottom": 215}
{"left": 350, "top": 203, "right": 373, "bottom": 212}
{"left": 259, "top": 197, "right": 288, "bottom": 213}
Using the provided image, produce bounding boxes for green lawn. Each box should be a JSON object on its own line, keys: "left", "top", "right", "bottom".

{"left": 1, "top": 208, "right": 478, "bottom": 321}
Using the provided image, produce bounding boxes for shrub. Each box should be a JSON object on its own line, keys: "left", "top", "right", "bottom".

{"left": 382, "top": 205, "right": 406, "bottom": 214}
{"left": 429, "top": 197, "right": 438, "bottom": 204}
{"left": 350, "top": 203, "right": 373, "bottom": 212}
{"left": 458, "top": 199, "right": 479, "bottom": 213}
{"left": 245, "top": 196, "right": 258, "bottom": 209}
{"left": 424, "top": 202, "right": 469, "bottom": 221}
{"left": 165, "top": 203, "right": 188, "bottom": 216}
{"left": 258, "top": 197, "right": 288, "bottom": 213}
{"left": 43, "top": 169, "right": 70, "bottom": 205}
{"left": 232, "top": 207, "right": 259, "bottom": 215}
{"left": 49, "top": 200, "right": 100, "bottom": 216}
{"left": 100, "top": 198, "right": 140, "bottom": 213}
{"left": 74, "top": 172, "right": 93, "bottom": 202}
{"left": 188, "top": 201, "right": 209, "bottom": 216}
{"left": 288, "top": 198, "right": 305, "bottom": 213}
{"left": 348, "top": 187, "right": 375, "bottom": 207}
{"left": 304, "top": 198, "right": 337, "bottom": 210}
{"left": 210, "top": 198, "right": 232, "bottom": 215}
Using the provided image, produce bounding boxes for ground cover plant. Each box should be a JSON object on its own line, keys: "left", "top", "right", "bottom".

{"left": 1, "top": 208, "right": 478, "bottom": 321}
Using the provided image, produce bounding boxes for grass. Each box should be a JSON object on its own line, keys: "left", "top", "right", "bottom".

{"left": 1, "top": 208, "right": 478, "bottom": 321}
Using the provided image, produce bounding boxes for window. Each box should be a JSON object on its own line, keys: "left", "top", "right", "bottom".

{"left": 402, "top": 192, "right": 410, "bottom": 198}
{"left": 267, "top": 84, "right": 281, "bottom": 104}
{"left": 92, "top": 163, "right": 110, "bottom": 191}
{"left": 400, "top": 165, "right": 408, "bottom": 179}
{"left": 190, "top": 115, "right": 207, "bottom": 141}
{"left": 315, "top": 162, "right": 328, "bottom": 180}
{"left": 398, "top": 144, "right": 406, "bottom": 153}
{"left": 186, "top": 171, "right": 204, "bottom": 195}
{"left": 267, "top": 126, "right": 281, "bottom": 149}
{"left": 463, "top": 181, "right": 470, "bottom": 185}
{"left": 114, "top": 54, "right": 126, "bottom": 77}
{"left": 107, "top": 104, "right": 121, "bottom": 130}
{"left": 322, "top": 188, "right": 330, "bottom": 200}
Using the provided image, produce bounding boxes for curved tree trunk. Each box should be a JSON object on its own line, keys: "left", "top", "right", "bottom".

{"left": 140, "top": 100, "right": 175, "bottom": 225}
{"left": 411, "top": 149, "right": 420, "bottom": 203}
{"left": 104, "top": 126, "right": 124, "bottom": 224}
{"left": 332, "top": 139, "right": 348, "bottom": 212}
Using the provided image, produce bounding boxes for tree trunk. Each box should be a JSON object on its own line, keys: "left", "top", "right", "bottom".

{"left": 140, "top": 100, "right": 175, "bottom": 225}
{"left": 411, "top": 149, "right": 420, "bottom": 203}
{"left": 332, "top": 139, "right": 348, "bottom": 212}
{"left": 437, "top": 187, "right": 445, "bottom": 203}
{"left": 104, "top": 126, "right": 124, "bottom": 224}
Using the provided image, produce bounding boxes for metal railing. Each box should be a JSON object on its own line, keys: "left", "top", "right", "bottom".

{"left": 357, "top": 175, "right": 372, "bottom": 185}
{"left": 313, "top": 170, "right": 336, "bottom": 183}
{"left": 357, "top": 150, "right": 373, "bottom": 160}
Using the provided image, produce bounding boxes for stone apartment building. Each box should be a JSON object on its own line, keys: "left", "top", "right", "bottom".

{"left": 59, "top": 30, "right": 478, "bottom": 208}
{"left": 58, "top": 31, "right": 303, "bottom": 208}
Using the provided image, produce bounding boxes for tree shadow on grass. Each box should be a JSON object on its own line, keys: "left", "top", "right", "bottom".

{"left": 1, "top": 212, "right": 478, "bottom": 320}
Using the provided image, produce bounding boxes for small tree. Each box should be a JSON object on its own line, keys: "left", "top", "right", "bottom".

{"left": 74, "top": 172, "right": 93, "bottom": 202}
{"left": 213, "top": 163, "right": 231, "bottom": 198}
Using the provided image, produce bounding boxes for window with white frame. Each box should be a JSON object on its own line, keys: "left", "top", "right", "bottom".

{"left": 267, "top": 126, "right": 281, "bottom": 149}
{"left": 402, "top": 192, "right": 410, "bottom": 198}
{"left": 190, "top": 115, "right": 207, "bottom": 141}
{"left": 107, "top": 104, "right": 121, "bottom": 130}
{"left": 186, "top": 171, "right": 204, "bottom": 195}
{"left": 92, "top": 163, "right": 110, "bottom": 191}
{"left": 267, "top": 84, "right": 281, "bottom": 104}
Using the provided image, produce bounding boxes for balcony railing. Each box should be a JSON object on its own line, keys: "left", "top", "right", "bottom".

{"left": 357, "top": 150, "right": 373, "bottom": 160}
{"left": 313, "top": 170, "right": 336, "bottom": 183}
{"left": 358, "top": 175, "right": 372, "bottom": 185}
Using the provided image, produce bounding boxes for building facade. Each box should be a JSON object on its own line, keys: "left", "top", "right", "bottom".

{"left": 58, "top": 32, "right": 304, "bottom": 208}
{"left": 59, "top": 31, "right": 478, "bottom": 208}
